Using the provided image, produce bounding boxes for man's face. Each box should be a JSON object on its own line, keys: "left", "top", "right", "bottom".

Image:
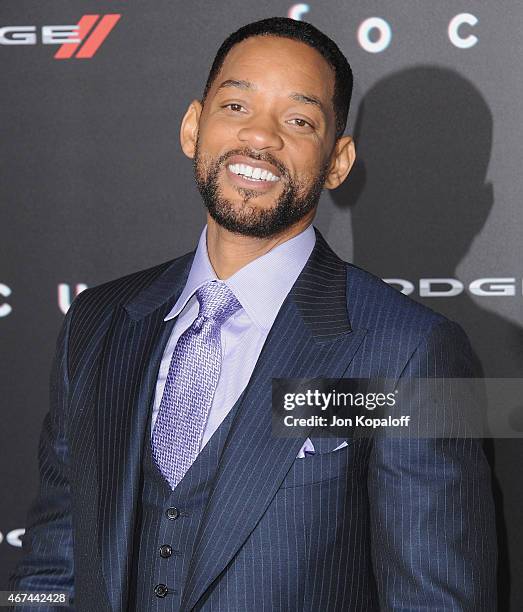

{"left": 191, "top": 36, "right": 338, "bottom": 238}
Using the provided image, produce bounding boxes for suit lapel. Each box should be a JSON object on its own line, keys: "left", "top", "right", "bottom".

{"left": 181, "top": 230, "right": 367, "bottom": 611}
{"left": 95, "top": 253, "right": 193, "bottom": 611}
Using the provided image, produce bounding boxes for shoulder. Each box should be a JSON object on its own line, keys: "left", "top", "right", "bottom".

{"left": 345, "top": 261, "right": 447, "bottom": 330}
{"left": 59, "top": 253, "right": 194, "bottom": 379}
{"left": 343, "top": 262, "right": 474, "bottom": 374}
{"left": 68, "top": 252, "right": 193, "bottom": 328}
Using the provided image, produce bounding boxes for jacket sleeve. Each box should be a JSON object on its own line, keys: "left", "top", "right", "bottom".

{"left": 368, "top": 320, "right": 497, "bottom": 611}
{"left": 8, "top": 299, "right": 79, "bottom": 610}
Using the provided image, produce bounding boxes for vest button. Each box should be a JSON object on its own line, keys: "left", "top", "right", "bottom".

{"left": 159, "top": 544, "right": 173, "bottom": 558}
{"left": 154, "top": 583, "right": 168, "bottom": 598}
{"left": 166, "top": 507, "right": 180, "bottom": 520}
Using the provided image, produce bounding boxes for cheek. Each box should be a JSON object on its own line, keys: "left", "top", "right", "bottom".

{"left": 198, "top": 119, "right": 239, "bottom": 154}
{"left": 293, "top": 156, "right": 327, "bottom": 183}
{"left": 286, "top": 139, "right": 325, "bottom": 173}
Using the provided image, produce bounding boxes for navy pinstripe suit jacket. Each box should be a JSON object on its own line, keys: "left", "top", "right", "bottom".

{"left": 10, "top": 229, "right": 497, "bottom": 611}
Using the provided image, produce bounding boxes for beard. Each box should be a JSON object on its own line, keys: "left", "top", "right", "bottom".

{"left": 193, "top": 140, "right": 329, "bottom": 238}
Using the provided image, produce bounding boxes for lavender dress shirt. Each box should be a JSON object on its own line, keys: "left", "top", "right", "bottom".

{"left": 151, "top": 223, "right": 316, "bottom": 451}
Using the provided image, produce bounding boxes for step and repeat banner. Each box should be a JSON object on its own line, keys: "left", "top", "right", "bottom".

{"left": 1, "top": 1, "right": 522, "bottom": 608}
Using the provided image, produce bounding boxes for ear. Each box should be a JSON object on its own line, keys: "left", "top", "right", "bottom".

{"left": 180, "top": 99, "right": 203, "bottom": 159}
{"left": 323, "top": 135, "right": 356, "bottom": 190}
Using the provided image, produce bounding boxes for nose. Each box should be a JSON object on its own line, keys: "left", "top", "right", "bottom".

{"left": 237, "top": 117, "right": 284, "bottom": 152}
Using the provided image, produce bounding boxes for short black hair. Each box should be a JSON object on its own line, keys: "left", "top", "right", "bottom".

{"left": 202, "top": 17, "right": 353, "bottom": 140}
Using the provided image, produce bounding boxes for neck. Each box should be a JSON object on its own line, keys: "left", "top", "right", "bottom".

{"left": 205, "top": 212, "right": 315, "bottom": 279}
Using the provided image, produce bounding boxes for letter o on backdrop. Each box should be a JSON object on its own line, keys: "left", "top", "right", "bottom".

{"left": 357, "top": 17, "right": 392, "bottom": 53}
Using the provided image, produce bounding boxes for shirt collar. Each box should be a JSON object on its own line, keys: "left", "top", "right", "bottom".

{"left": 164, "top": 224, "right": 316, "bottom": 331}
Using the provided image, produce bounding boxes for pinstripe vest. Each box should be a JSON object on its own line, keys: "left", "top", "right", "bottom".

{"left": 130, "top": 401, "right": 240, "bottom": 611}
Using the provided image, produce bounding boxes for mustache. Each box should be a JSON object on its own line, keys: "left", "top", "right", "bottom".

{"left": 218, "top": 148, "right": 289, "bottom": 179}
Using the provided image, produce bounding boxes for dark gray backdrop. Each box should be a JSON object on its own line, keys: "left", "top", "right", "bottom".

{"left": 1, "top": 1, "right": 522, "bottom": 609}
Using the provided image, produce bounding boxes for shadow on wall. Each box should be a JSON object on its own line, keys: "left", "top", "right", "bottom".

{"left": 329, "top": 66, "right": 523, "bottom": 610}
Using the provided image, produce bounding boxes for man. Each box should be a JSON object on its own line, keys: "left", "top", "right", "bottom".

{"left": 11, "top": 17, "right": 496, "bottom": 611}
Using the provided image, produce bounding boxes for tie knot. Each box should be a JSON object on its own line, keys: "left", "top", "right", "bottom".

{"left": 195, "top": 281, "right": 241, "bottom": 325}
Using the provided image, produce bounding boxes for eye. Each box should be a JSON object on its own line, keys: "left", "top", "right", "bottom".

{"left": 288, "top": 118, "right": 313, "bottom": 129}
{"left": 222, "top": 103, "right": 246, "bottom": 112}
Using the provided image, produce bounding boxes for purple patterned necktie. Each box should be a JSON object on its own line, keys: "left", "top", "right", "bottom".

{"left": 151, "top": 280, "right": 242, "bottom": 489}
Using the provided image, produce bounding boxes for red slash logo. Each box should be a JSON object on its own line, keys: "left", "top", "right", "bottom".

{"left": 54, "top": 14, "right": 121, "bottom": 59}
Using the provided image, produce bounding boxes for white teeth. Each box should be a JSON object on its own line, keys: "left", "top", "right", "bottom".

{"left": 227, "top": 163, "right": 280, "bottom": 182}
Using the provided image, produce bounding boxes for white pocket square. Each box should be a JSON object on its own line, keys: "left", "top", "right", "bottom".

{"left": 296, "top": 438, "right": 348, "bottom": 458}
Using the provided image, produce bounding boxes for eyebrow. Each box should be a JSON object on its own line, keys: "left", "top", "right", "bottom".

{"left": 289, "top": 92, "right": 325, "bottom": 115}
{"left": 216, "top": 78, "right": 327, "bottom": 119}
{"left": 217, "top": 79, "right": 253, "bottom": 92}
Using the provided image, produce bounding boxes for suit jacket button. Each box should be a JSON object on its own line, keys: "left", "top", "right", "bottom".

{"left": 166, "top": 507, "right": 180, "bottom": 520}
{"left": 159, "top": 544, "right": 173, "bottom": 558}
{"left": 154, "top": 583, "right": 168, "bottom": 598}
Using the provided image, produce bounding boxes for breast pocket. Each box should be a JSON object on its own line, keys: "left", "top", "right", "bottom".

{"left": 279, "top": 442, "right": 353, "bottom": 489}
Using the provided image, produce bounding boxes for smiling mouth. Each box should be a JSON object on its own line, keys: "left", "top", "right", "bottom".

{"left": 227, "top": 162, "right": 281, "bottom": 183}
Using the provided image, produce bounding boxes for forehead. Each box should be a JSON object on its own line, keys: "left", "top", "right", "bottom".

{"left": 212, "top": 35, "right": 335, "bottom": 101}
